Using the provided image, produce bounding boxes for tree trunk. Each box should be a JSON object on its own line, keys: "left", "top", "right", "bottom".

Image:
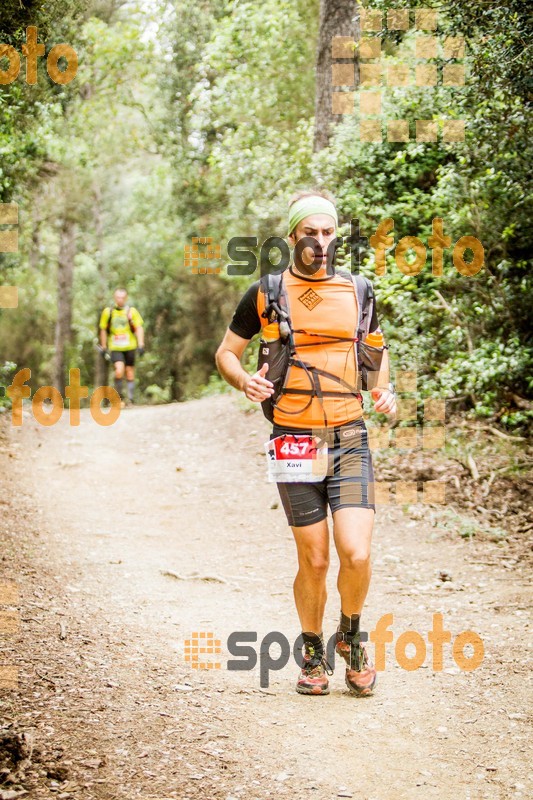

{"left": 29, "top": 196, "right": 41, "bottom": 272}
{"left": 53, "top": 218, "right": 76, "bottom": 392}
{"left": 170, "top": 366, "right": 183, "bottom": 402}
{"left": 93, "top": 184, "right": 109, "bottom": 391}
{"left": 314, "top": 0, "right": 360, "bottom": 152}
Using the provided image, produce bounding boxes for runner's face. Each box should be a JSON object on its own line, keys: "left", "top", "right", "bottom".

{"left": 114, "top": 291, "right": 127, "bottom": 308}
{"left": 291, "top": 214, "right": 337, "bottom": 274}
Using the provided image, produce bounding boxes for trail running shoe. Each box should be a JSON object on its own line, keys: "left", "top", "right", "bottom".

{"left": 335, "top": 630, "right": 376, "bottom": 697}
{"left": 296, "top": 638, "right": 333, "bottom": 696}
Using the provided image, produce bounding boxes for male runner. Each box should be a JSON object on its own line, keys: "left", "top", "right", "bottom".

{"left": 216, "top": 190, "right": 396, "bottom": 697}
{"left": 99, "top": 289, "right": 145, "bottom": 406}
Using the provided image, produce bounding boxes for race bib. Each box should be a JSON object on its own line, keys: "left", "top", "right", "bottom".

{"left": 265, "top": 434, "right": 328, "bottom": 483}
{"left": 112, "top": 333, "right": 130, "bottom": 347}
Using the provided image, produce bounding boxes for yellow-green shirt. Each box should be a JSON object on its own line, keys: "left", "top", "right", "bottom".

{"left": 99, "top": 306, "right": 144, "bottom": 351}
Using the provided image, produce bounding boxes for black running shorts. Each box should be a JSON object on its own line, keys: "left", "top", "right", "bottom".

{"left": 111, "top": 349, "right": 136, "bottom": 366}
{"left": 271, "top": 418, "right": 376, "bottom": 527}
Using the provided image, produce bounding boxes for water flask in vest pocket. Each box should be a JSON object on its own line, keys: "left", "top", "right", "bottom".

{"left": 358, "top": 330, "right": 386, "bottom": 391}
{"left": 257, "top": 321, "right": 291, "bottom": 423}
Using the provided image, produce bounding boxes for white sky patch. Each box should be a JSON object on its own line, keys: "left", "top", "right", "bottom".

{"left": 121, "top": 0, "right": 175, "bottom": 54}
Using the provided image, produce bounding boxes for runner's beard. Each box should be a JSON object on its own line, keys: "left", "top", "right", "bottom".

{"left": 293, "top": 237, "right": 336, "bottom": 275}
{"left": 293, "top": 251, "right": 328, "bottom": 276}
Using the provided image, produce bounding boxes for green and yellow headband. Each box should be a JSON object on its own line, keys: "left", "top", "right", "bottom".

{"left": 287, "top": 196, "right": 339, "bottom": 236}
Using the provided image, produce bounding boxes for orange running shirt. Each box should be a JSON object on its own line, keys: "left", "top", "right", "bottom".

{"left": 230, "top": 266, "right": 379, "bottom": 429}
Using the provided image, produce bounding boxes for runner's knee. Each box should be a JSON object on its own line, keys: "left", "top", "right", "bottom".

{"left": 339, "top": 551, "right": 371, "bottom": 570}
{"left": 298, "top": 551, "right": 329, "bottom": 578}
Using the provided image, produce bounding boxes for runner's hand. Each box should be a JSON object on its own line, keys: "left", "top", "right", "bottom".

{"left": 244, "top": 363, "right": 274, "bottom": 402}
{"left": 371, "top": 387, "right": 397, "bottom": 415}
{"left": 138, "top": 346, "right": 145, "bottom": 356}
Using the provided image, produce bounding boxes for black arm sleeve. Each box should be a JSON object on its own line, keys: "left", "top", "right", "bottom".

{"left": 228, "top": 281, "right": 262, "bottom": 340}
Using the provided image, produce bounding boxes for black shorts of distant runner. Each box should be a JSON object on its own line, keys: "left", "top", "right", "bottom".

{"left": 111, "top": 350, "right": 136, "bottom": 367}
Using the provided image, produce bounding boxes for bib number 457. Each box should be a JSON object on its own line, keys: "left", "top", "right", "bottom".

{"left": 277, "top": 439, "right": 312, "bottom": 457}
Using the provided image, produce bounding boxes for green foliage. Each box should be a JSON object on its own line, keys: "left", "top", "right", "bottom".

{"left": 0, "top": 0, "right": 530, "bottom": 427}
{"left": 437, "top": 509, "right": 508, "bottom": 542}
{"left": 0, "top": 361, "right": 16, "bottom": 409}
{"left": 312, "top": 3, "right": 532, "bottom": 427}
{"left": 0, "top": 0, "right": 88, "bottom": 199}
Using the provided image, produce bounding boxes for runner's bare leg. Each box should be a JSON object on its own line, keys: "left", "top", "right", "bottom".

{"left": 333, "top": 507, "right": 374, "bottom": 616}
{"left": 291, "top": 519, "right": 330, "bottom": 633}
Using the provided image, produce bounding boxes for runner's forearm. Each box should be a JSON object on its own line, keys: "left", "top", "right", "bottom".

{"left": 216, "top": 349, "right": 249, "bottom": 393}
{"left": 375, "top": 346, "right": 390, "bottom": 389}
{"left": 100, "top": 331, "right": 107, "bottom": 348}
{"left": 136, "top": 327, "right": 145, "bottom": 348}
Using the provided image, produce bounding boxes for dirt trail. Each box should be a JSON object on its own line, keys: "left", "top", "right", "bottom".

{"left": 1, "top": 394, "right": 531, "bottom": 800}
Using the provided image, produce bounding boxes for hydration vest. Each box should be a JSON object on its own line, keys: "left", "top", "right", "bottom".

{"left": 256, "top": 269, "right": 385, "bottom": 425}
{"left": 106, "top": 305, "right": 137, "bottom": 335}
